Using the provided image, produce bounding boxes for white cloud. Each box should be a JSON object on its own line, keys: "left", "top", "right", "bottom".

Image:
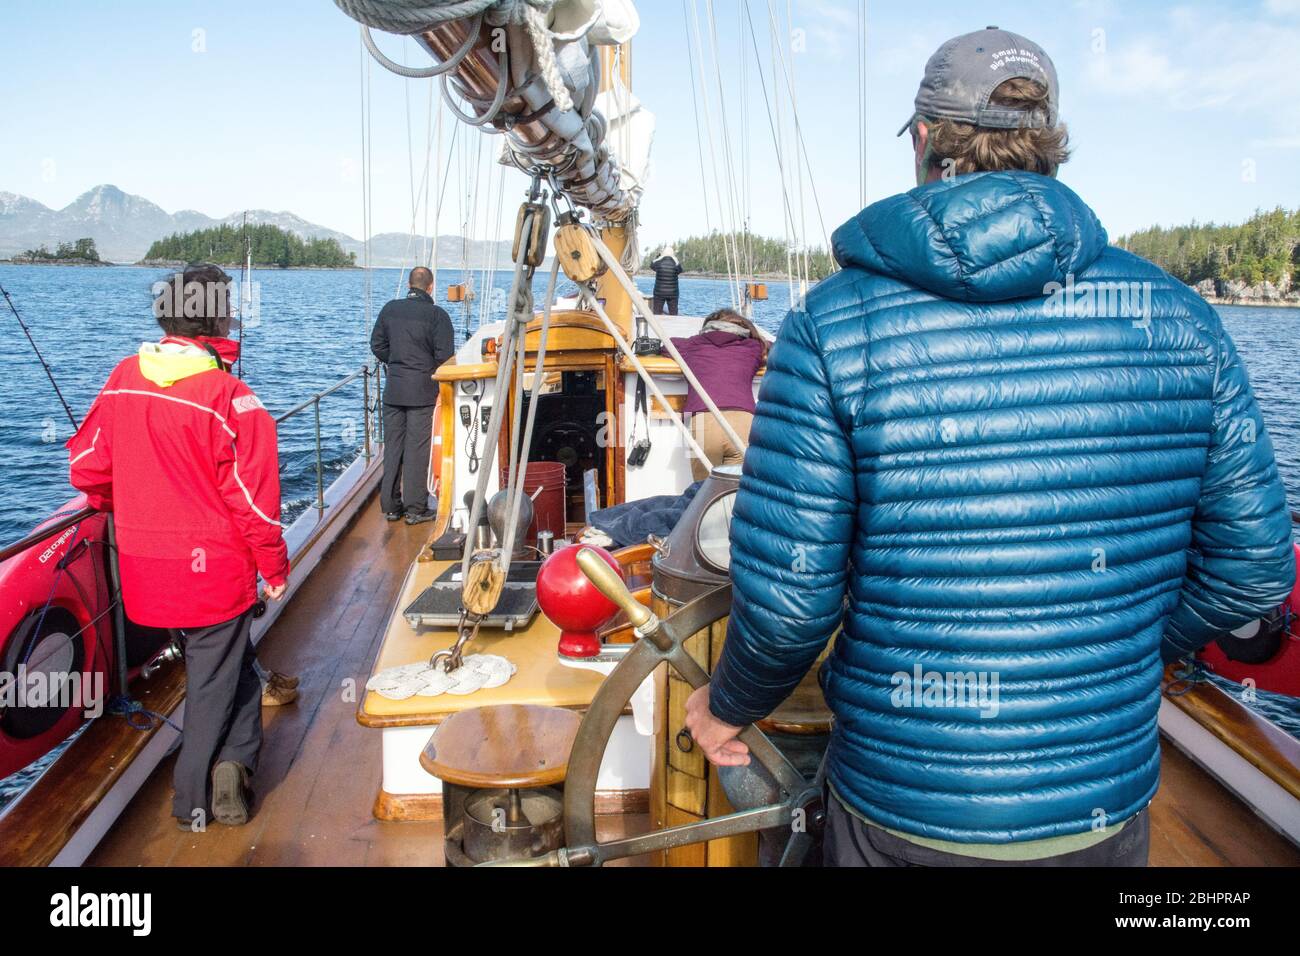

{"left": 1086, "top": 42, "right": 1187, "bottom": 95}
{"left": 1083, "top": 8, "right": 1300, "bottom": 130}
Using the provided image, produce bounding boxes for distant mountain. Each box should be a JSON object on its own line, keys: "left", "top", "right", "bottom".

{"left": 0, "top": 184, "right": 518, "bottom": 268}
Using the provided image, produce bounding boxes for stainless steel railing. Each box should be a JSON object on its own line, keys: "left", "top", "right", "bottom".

{"left": 274, "top": 363, "right": 385, "bottom": 516}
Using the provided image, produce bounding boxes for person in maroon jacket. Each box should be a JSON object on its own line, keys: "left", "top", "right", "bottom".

{"left": 67, "top": 264, "right": 290, "bottom": 831}
{"left": 669, "top": 308, "right": 767, "bottom": 480}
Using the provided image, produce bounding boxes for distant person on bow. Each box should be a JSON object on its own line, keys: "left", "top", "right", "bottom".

{"left": 370, "top": 266, "right": 455, "bottom": 525}
{"left": 650, "top": 246, "right": 684, "bottom": 315}
{"left": 668, "top": 308, "right": 766, "bottom": 481}
{"left": 68, "top": 263, "right": 291, "bottom": 832}
{"left": 685, "top": 27, "right": 1295, "bottom": 867}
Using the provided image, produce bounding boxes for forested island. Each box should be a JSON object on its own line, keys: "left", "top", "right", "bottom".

{"left": 9, "top": 238, "right": 109, "bottom": 265}
{"left": 644, "top": 231, "right": 835, "bottom": 281}
{"left": 142, "top": 223, "right": 357, "bottom": 269}
{"left": 1117, "top": 206, "right": 1299, "bottom": 305}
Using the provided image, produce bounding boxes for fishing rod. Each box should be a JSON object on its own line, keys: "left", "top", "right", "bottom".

{"left": 0, "top": 281, "right": 79, "bottom": 430}
{"left": 239, "top": 211, "right": 251, "bottom": 380}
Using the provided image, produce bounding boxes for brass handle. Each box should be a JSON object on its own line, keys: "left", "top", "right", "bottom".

{"left": 576, "top": 547, "right": 655, "bottom": 631}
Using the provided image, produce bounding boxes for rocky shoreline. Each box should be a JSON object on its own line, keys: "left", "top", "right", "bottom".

{"left": 1, "top": 257, "right": 114, "bottom": 267}
{"left": 1192, "top": 278, "right": 1300, "bottom": 308}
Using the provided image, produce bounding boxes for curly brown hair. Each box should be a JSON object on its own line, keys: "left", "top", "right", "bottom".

{"left": 152, "top": 263, "right": 233, "bottom": 337}
{"left": 921, "top": 77, "right": 1070, "bottom": 177}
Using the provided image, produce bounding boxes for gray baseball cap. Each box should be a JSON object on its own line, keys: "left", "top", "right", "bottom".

{"left": 897, "top": 26, "right": 1059, "bottom": 136}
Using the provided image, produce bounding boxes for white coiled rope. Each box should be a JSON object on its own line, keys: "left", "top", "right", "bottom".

{"left": 335, "top": 0, "right": 573, "bottom": 113}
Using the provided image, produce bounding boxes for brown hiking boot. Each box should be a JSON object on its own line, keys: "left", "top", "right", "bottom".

{"left": 261, "top": 674, "right": 298, "bottom": 707}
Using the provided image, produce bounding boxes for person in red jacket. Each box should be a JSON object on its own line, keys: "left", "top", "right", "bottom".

{"left": 67, "top": 263, "right": 289, "bottom": 831}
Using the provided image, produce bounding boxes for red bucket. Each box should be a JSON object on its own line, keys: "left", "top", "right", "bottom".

{"left": 499, "top": 461, "right": 567, "bottom": 541}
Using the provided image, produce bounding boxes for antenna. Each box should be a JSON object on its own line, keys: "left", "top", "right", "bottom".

{"left": 0, "top": 282, "right": 79, "bottom": 430}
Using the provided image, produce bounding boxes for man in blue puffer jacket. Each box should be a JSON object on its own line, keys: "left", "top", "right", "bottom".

{"left": 685, "top": 27, "right": 1295, "bottom": 866}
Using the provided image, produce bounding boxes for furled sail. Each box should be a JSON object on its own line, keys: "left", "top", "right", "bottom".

{"left": 335, "top": 0, "right": 645, "bottom": 224}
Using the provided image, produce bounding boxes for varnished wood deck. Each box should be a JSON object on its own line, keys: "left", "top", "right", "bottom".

{"left": 88, "top": 496, "right": 647, "bottom": 866}
{"left": 86, "top": 494, "right": 1297, "bottom": 867}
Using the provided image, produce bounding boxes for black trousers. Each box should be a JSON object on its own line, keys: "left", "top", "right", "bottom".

{"left": 824, "top": 794, "right": 1150, "bottom": 867}
{"left": 652, "top": 295, "right": 679, "bottom": 316}
{"left": 172, "top": 608, "right": 261, "bottom": 822}
{"left": 382, "top": 403, "right": 435, "bottom": 515}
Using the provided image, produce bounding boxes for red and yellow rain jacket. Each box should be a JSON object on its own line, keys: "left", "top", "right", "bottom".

{"left": 67, "top": 336, "right": 288, "bottom": 628}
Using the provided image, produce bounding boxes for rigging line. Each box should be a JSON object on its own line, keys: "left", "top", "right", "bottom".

{"left": 485, "top": 171, "right": 507, "bottom": 331}
{"left": 398, "top": 76, "right": 440, "bottom": 298}
{"left": 694, "top": 0, "right": 740, "bottom": 303}
{"left": 473, "top": 147, "right": 491, "bottom": 330}
{"left": 681, "top": 0, "right": 717, "bottom": 271}
{"left": 0, "top": 282, "right": 79, "bottom": 430}
{"left": 704, "top": 0, "right": 749, "bottom": 298}
{"left": 741, "top": 2, "right": 802, "bottom": 296}
{"left": 358, "top": 32, "right": 374, "bottom": 331}
{"left": 764, "top": 1, "right": 832, "bottom": 263}
{"left": 687, "top": 0, "right": 740, "bottom": 307}
{"left": 764, "top": 4, "right": 797, "bottom": 308}
{"left": 428, "top": 90, "right": 449, "bottom": 280}
{"left": 399, "top": 39, "right": 418, "bottom": 300}
{"left": 772, "top": 0, "right": 810, "bottom": 290}
{"left": 422, "top": 78, "right": 436, "bottom": 268}
{"left": 857, "top": 0, "right": 867, "bottom": 210}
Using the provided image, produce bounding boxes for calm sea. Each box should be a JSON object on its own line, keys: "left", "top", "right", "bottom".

{"left": 1, "top": 264, "right": 1298, "bottom": 806}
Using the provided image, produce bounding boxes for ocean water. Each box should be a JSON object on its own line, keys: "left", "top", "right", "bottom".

{"left": 1, "top": 264, "right": 1298, "bottom": 809}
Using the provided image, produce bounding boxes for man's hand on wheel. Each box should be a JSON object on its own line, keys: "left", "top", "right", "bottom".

{"left": 685, "top": 685, "right": 750, "bottom": 767}
{"left": 265, "top": 582, "right": 287, "bottom": 601}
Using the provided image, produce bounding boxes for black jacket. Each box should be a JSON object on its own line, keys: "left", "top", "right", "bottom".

{"left": 650, "top": 256, "right": 683, "bottom": 299}
{"left": 370, "top": 289, "right": 455, "bottom": 407}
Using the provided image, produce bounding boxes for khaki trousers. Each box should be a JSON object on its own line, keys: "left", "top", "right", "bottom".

{"left": 689, "top": 410, "right": 753, "bottom": 481}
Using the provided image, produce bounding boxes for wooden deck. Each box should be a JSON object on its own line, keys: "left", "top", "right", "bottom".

{"left": 86, "top": 493, "right": 1298, "bottom": 867}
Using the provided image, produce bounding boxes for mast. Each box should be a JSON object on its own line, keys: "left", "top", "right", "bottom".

{"left": 594, "top": 41, "right": 635, "bottom": 335}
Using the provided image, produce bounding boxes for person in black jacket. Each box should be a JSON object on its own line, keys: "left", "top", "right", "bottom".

{"left": 650, "top": 246, "right": 683, "bottom": 315}
{"left": 370, "top": 267, "right": 455, "bottom": 525}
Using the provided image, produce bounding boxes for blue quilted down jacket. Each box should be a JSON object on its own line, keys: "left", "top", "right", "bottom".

{"left": 709, "top": 170, "right": 1296, "bottom": 844}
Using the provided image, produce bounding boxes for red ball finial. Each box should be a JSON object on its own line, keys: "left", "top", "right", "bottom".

{"left": 536, "top": 544, "right": 622, "bottom": 658}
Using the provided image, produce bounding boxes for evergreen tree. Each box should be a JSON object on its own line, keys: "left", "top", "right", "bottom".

{"left": 1117, "top": 207, "right": 1299, "bottom": 287}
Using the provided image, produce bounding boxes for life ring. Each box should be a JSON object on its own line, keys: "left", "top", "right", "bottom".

{"left": 0, "top": 501, "right": 111, "bottom": 781}
{"left": 427, "top": 397, "right": 443, "bottom": 502}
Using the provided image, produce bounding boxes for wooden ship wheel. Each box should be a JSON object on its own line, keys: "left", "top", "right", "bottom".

{"left": 489, "top": 549, "right": 825, "bottom": 867}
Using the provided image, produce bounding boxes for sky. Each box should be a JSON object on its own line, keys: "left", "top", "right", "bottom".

{"left": 2, "top": 0, "right": 1298, "bottom": 253}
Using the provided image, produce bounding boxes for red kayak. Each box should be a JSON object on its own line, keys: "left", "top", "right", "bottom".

{"left": 0, "top": 496, "right": 169, "bottom": 781}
